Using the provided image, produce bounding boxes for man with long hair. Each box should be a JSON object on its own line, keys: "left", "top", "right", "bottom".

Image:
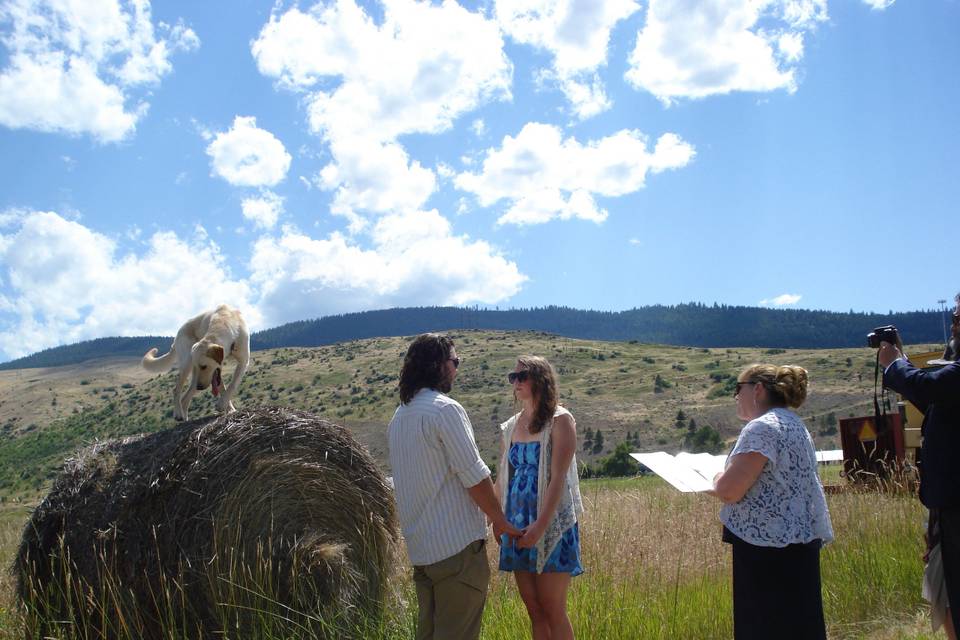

{"left": 388, "top": 333, "right": 520, "bottom": 640}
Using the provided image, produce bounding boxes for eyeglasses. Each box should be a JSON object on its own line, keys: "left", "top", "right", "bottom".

{"left": 449, "top": 357, "right": 460, "bottom": 369}
{"left": 508, "top": 370, "right": 529, "bottom": 384}
{"left": 734, "top": 381, "right": 756, "bottom": 397}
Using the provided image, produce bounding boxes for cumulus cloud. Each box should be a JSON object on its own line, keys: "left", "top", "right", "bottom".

{"left": 251, "top": 0, "right": 511, "bottom": 224}
{"left": 626, "top": 0, "right": 827, "bottom": 104}
{"left": 760, "top": 293, "right": 802, "bottom": 306}
{"left": 318, "top": 136, "right": 436, "bottom": 231}
{"left": 248, "top": 210, "right": 526, "bottom": 327}
{"left": 861, "top": 0, "right": 894, "bottom": 9}
{"left": 0, "top": 0, "right": 198, "bottom": 142}
{"left": 240, "top": 190, "right": 284, "bottom": 230}
{"left": 0, "top": 208, "right": 528, "bottom": 361}
{"left": 496, "top": 0, "right": 639, "bottom": 118}
{"left": 0, "top": 211, "right": 256, "bottom": 360}
{"left": 206, "top": 116, "right": 292, "bottom": 188}
{"left": 455, "top": 123, "right": 695, "bottom": 226}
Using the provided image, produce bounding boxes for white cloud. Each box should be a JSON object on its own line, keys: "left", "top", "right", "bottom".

{"left": 455, "top": 123, "right": 695, "bottom": 226}
{"left": 206, "top": 116, "right": 292, "bottom": 188}
{"left": 496, "top": 0, "right": 639, "bottom": 118}
{"left": 248, "top": 210, "right": 526, "bottom": 327}
{"left": 436, "top": 163, "right": 455, "bottom": 180}
{"left": 0, "top": 0, "right": 198, "bottom": 142}
{"left": 0, "top": 211, "right": 256, "bottom": 360}
{"left": 861, "top": 0, "right": 894, "bottom": 9}
{"left": 0, "top": 207, "right": 529, "bottom": 361}
{"left": 629, "top": 238, "right": 641, "bottom": 246}
{"left": 760, "top": 293, "right": 802, "bottom": 306}
{"left": 252, "top": 0, "right": 512, "bottom": 224}
{"left": 317, "top": 137, "right": 436, "bottom": 230}
{"left": 240, "top": 190, "right": 284, "bottom": 230}
{"left": 471, "top": 118, "right": 486, "bottom": 137}
{"left": 626, "top": 0, "right": 827, "bottom": 105}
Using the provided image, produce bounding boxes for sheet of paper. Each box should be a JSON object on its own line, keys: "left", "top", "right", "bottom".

{"left": 815, "top": 449, "right": 843, "bottom": 463}
{"left": 630, "top": 451, "right": 715, "bottom": 492}
{"left": 676, "top": 452, "right": 727, "bottom": 479}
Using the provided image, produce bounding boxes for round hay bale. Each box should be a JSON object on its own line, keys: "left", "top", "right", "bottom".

{"left": 14, "top": 407, "right": 399, "bottom": 639}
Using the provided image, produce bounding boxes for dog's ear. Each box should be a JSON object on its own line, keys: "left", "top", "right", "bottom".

{"left": 207, "top": 344, "right": 225, "bottom": 365}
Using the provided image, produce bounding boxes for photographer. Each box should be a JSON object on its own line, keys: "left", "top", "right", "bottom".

{"left": 880, "top": 292, "right": 960, "bottom": 638}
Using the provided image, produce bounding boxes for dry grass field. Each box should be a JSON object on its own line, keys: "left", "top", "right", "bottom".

{"left": 0, "top": 478, "right": 942, "bottom": 639}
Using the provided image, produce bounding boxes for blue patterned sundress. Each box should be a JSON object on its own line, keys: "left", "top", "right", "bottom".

{"left": 498, "top": 441, "right": 583, "bottom": 575}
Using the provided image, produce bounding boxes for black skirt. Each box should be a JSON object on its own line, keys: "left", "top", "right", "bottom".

{"left": 723, "top": 526, "right": 826, "bottom": 640}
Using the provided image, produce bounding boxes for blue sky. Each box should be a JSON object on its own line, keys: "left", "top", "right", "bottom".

{"left": 0, "top": 0, "right": 957, "bottom": 362}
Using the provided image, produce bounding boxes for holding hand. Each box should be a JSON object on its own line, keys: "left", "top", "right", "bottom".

{"left": 516, "top": 519, "right": 547, "bottom": 549}
{"left": 492, "top": 516, "right": 523, "bottom": 546}
{"left": 878, "top": 341, "right": 904, "bottom": 369}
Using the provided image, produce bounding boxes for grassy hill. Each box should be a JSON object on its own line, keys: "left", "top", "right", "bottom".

{"left": 0, "top": 330, "right": 933, "bottom": 501}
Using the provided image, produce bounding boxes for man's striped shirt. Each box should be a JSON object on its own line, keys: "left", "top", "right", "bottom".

{"left": 387, "top": 388, "right": 490, "bottom": 566}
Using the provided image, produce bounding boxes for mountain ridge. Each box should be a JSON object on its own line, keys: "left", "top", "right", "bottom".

{"left": 0, "top": 303, "right": 945, "bottom": 370}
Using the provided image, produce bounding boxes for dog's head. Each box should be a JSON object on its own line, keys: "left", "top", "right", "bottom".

{"left": 191, "top": 341, "right": 225, "bottom": 396}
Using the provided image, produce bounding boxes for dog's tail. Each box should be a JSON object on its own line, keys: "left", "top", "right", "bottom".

{"left": 142, "top": 345, "right": 176, "bottom": 372}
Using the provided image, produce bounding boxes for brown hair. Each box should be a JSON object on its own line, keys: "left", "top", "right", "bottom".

{"left": 515, "top": 355, "right": 558, "bottom": 434}
{"left": 738, "top": 363, "right": 808, "bottom": 409}
{"left": 398, "top": 333, "right": 455, "bottom": 404}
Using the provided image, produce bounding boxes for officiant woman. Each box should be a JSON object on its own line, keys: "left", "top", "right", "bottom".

{"left": 709, "top": 364, "right": 834, "bottom": 640}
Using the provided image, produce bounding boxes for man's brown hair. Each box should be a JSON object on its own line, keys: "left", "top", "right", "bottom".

{"left": 398, "top": 333, "right": 455, "bottom": 404}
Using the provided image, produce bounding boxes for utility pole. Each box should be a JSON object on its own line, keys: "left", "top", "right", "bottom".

{"left": 938, "top": 299, "right": 948, "bottom": 346}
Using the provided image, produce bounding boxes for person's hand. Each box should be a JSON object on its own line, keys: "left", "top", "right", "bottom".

{"left": 517, "top": 519, "right": 547, "bottom": 549}
{"left": 878, "top": 341, "right": 903, "bottom": 369}
{"left": 492, "top": 517, "right": 522, "bottom": 546}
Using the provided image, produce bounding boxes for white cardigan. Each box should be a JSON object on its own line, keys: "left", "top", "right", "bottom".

{"left": 495, "top": 406, "right": 584, "bottom": 573}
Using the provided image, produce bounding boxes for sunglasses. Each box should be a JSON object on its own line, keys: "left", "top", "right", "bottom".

{"left": 449, "top": 357, "right": 460, "bottom": 369}
{"left": 507, "top": 370, "right": 530, "bottom": 384}
{"left": 734, "top": 381, "right": 756, "bottom": 397}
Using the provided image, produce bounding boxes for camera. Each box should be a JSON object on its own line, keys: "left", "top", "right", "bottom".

{"left": 867, "top": 325, "right": 899, "bottom": 348}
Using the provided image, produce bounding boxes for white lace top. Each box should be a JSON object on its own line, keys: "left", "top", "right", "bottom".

{"left": 720, "top": 408, "right": 834, "bottom": 548}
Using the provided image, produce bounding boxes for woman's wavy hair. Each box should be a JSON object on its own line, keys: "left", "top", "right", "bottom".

{"left": 514, "top": 355, "right": 558, "bottom": 434}
{"left": 399, "top": 334, "right": 455, "bottom": 404}
{"left": 738, "top": 363, "right": 809, "bottom": 409}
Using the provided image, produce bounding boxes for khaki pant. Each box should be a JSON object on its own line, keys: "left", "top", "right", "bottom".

{"left": 413, "top": 540, "right": 490, "bottom": 640}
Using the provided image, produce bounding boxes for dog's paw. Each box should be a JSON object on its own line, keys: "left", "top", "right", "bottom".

{"left": 215, "top": 400, "right": 236, "bottom": 413}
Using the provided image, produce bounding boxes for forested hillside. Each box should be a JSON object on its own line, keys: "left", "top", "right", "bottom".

{"left": 0, "top": 304, "right": 944, "bottom": 370}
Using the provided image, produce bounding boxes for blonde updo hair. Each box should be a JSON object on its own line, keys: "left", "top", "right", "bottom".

{"left": 738, "top": 364, "right": 808, "bottom": 409}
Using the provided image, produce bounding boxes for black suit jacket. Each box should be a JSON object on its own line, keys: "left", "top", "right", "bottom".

{"left": 884, "top": 358, "right": 960, "bottom": 508}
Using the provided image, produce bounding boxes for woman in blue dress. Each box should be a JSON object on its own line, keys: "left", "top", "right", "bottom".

{"left": 494, "top": 355, "right": 583, "bottom": 640}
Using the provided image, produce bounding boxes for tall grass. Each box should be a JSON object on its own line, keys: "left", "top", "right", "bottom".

{"left": 0, "top": 476, "right": 932, "bottom": 639}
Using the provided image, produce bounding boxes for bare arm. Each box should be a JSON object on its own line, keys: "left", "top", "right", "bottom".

{"left": 709, "top": 452, "right": 768, "bottom": 504}
{"left": 493, "top": 433, "right": 506, "bottom": 504}
{"left": 518, "top": 412, "right": 576, "bottom": 548}
{"left": 467, "top": 477, "right": 522, "bottom": 542}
